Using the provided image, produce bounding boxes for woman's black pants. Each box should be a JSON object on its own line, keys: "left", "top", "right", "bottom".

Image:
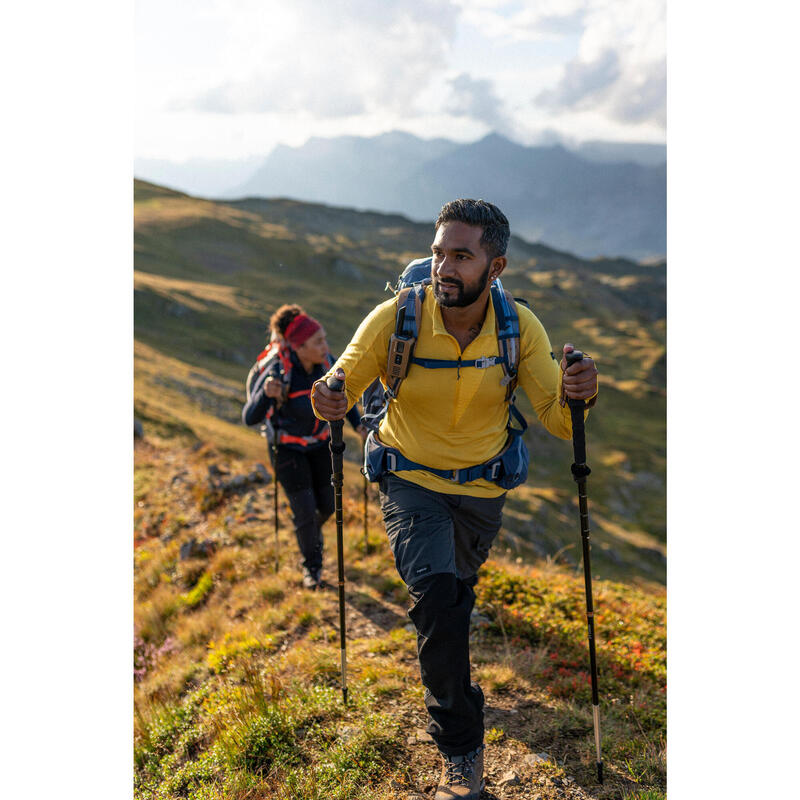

{"left": 274, "top": 444, "right": 334, "bottom": 573}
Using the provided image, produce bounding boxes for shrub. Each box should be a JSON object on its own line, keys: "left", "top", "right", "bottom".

{"left": 181, "top": 572, "right": 213, "bottom": 608}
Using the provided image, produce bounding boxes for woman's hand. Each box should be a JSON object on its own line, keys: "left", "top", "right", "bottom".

{"left": 263, "top": 377, "right": 285, "bottom": 400}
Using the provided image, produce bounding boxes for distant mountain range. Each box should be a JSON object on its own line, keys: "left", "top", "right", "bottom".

{"left": 135, "top": 131, "right": 666, "bottom": 261}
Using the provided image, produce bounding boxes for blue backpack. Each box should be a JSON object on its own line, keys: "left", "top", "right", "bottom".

{"left": 363, "top": 257, "right": 530, "bottom": 490}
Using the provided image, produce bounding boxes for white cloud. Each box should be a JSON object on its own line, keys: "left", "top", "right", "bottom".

{"left": 535, "top": 0, "right": 666, "bottom": 128}
{"left": 171, "top": 0, "right": 461, "bottom": 119}
{"left": 455, "top": 0, "right": 588, "bottom": 42}
{"left": 537, "top": 48, "right": 620, "bottom": 107}
{"left": 446, "top": 72, "right": 510, "bottom": 127}
{"left": 136, "top": 0, "right": 665, "bottom": 160}
{"left": 456, "top": 0, "right": 665, "bottom": 129}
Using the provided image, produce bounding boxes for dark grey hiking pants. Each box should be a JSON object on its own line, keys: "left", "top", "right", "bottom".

{"left": 379, "top": 473, "right": 506, "bottom": 756}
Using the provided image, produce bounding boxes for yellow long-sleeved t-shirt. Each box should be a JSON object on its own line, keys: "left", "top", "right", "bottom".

{"left": 318, "top": 285, "right": 590, "bottom": 498}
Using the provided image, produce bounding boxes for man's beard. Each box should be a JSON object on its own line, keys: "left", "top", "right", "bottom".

{"left": 433, "top": 262, "right": 491, "bottom": 308}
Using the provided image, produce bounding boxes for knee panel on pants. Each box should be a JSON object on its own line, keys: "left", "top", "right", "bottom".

{"left": 408, "top": 572, "right": 474, "bottom": 642}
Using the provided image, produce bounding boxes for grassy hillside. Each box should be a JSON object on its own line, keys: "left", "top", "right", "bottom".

{"left": 134, "top": 179, "right": 666, "bottom": 798}
{"left": 135, "top": 432, "right": 665, "bottom": 799}
{"left": 134, "top": 179, "right": 665, "bottom": 585}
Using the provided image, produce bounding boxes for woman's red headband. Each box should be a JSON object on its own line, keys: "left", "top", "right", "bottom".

{"left": 284, "top": 314, "right": 321, "bottom": 349}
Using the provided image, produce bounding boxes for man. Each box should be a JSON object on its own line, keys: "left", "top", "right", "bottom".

{"left": 312, "top": 199, "right": 598, "bottom": 799}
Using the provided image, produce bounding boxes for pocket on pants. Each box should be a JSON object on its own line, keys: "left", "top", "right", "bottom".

{"left": 386, "top": 510, "right": 455, "bottom": 587}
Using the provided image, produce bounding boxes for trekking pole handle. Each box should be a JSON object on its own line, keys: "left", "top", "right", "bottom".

{"left": 326, "top": 374, "right": 345, "bottom": 393}
{"left": 565, "top": 349, "right": 584, "bottom": 368}
{"left": 565, "top": 350, "right": 585, "bottom": 409}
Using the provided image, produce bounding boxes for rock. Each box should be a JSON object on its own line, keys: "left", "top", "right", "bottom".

{"left": 414, "top": 728, "right": 433, "bottom": 742}
{"left": 337, "top": 725, "right": 357, "bottom": 743}
{"left": 134, "top": 418, "right": 144, "bottom": 438}
{"left": 499, "top": 770, "right": 521, "bottom": 787}
{"left": 255, "top": 463, "right": 271, "bottom": 483}
{"left": 180, "top": 539, "right": 199, "bottom": 560}
{"left": 179, "top": 538, "right": 216, "bottom": 560}
{"left": 171, "top": 470, "right": 189, "bottom": 485}
{"left": 524, "top": 753, "right": 547, "bottom": 767}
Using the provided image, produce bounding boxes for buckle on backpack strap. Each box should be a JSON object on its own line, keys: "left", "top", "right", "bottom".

{"left": 449, "top": 469, "right": 461, "bottom": 481}
{"left": 489, "top": 461, "right": 502, "bottom": 480}
{"left": 386, "top": 452, "right": 397, "bottom": 472}
{"left": 474, "top": 356, "right": 497, "bottom": 369}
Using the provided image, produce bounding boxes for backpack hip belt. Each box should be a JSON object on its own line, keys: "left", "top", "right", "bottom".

{"left": 364, "top": 417, "right": 529, "bottom": 491}
{"left": 278, "top": 429, "right": 331, "bottom": 447}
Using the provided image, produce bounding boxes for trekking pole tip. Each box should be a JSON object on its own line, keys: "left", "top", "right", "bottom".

{"left": 597, "top": 761, "right": 603, "bottom": 783}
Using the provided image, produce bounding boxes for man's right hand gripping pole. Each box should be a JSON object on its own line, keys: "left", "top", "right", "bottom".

{"left": 312, "top": 368, "right": 348, "bottom": 421}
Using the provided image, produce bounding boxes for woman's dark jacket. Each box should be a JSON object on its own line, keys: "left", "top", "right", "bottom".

{"left": 242, "top": 350, "right": 361, "bottom": 452}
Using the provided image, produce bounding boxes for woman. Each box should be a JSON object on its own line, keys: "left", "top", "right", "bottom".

{"left": 243, "top": 304, "right": 364, "bottom": 589}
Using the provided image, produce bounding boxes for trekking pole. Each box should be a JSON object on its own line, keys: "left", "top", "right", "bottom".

{"left": 272, "top": 438, "right": 279, "bottom": 573}
{"left": 327, "top": 374, "right": 348, "bottom": 705}
{"left": 363, "top": 474, "right": 369, "bottom": 554}
{"left": 565, "top": 350, "right": 603, "bottom": 784}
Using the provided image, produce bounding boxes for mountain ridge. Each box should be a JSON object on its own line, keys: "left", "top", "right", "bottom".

{"left": 135, "top": 131, "right": 665, "bottom": 260}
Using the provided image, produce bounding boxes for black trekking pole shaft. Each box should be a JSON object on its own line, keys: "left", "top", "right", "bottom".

{"left": 566, "top": 350, "right": 603, "bottom": 784}
{"left": 363, "top": 474, "right": 369, "bottom": 554}
{"left": 273, "top": 439, "right": 279, "bottom": 574}
{"left": 327, "top": 376, "right": 348, "bottom": 705}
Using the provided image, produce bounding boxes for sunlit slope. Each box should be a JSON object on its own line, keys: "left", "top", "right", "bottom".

{"left": 134, "top": 434, "right": 666, "bottom": 800}
{"left": 134, "top": 179, "right": 665, "bottom": 584}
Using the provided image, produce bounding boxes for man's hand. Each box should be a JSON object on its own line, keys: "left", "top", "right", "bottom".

{"left": 311, "top": 368, "right": 348, "bottom": 420}
{"left": 560, "top": 344, "right": 598, "bottom": 402}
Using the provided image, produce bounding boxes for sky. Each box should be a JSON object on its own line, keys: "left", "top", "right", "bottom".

{"left": 136, "top": 0, "right": 666, "bottom": 161}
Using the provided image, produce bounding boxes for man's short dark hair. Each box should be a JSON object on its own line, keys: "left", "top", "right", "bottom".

{"left": 435, "top": 199, "right": 510, "bottom": 260}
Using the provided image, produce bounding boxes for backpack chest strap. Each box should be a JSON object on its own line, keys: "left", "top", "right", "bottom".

{"left": 411, "top": 355, "right": 507, "bottom": 370}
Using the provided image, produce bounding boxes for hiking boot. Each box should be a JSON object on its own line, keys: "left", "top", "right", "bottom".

{"left": 301, "top": 567, "right": 320, "bottom": 590}
{"left": 434, "top": 745, "right": 484, "bottom": 799}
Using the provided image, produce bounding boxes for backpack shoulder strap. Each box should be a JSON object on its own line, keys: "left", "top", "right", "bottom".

{"left": 246, "top": 343, "right": 278, "bottom": 402}
{"left": 491, "top": 280, "right": 521, "bottom": 401}
{"left": 385, "top": 282, "right": 426, "bottom": 397}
